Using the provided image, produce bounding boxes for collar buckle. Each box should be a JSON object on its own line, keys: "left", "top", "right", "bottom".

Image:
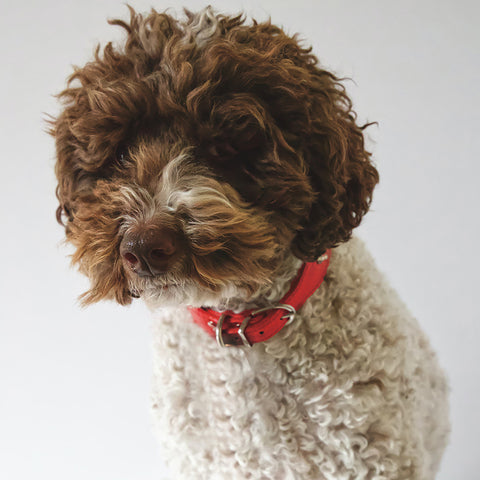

{"left": 250, "top": 303, "right": 296, "bottom": 325}
{"left": 210, "top": 304, "right": 296, "bottom": 348}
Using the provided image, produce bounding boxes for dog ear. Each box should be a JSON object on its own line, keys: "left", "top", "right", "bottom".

{"left": 188, "top": 22, "right": 379, "bottom": 260}
{"left": 50, "top": 74, "right": 139, "bottom": 306}
{"left": 291, "top": 74, "right": 379, "bottom": 261}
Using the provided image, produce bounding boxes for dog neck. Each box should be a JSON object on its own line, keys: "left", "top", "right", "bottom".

{"left": 189, "top": 251, "right": 331, "bottom": 347}
{"left": 211, "top": 254, "right": 305, "bottom": 313}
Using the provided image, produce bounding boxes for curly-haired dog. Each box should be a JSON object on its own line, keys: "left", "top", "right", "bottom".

{"left": 51, "top": 6, "right": 449, "bottom": 479}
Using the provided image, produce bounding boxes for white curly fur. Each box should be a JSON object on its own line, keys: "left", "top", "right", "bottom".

{"left": 148, "top": 237, "right": 449, "bottom": 480}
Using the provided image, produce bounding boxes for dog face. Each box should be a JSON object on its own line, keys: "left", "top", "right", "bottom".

{"left": 52, "top": 7, "right": 378, "bottom": 307}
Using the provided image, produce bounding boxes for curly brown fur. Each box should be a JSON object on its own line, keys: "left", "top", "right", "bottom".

{"left": 51, "top": 6, "right": 378, "bottom": 306}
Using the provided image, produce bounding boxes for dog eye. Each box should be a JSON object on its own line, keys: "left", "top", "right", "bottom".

{"left": 115, "top": 147, "right": 130, "bottom": 166}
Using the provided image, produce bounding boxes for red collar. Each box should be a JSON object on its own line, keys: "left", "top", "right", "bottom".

{"left": 188, "top": 250, "right": 331, "bottom": 347}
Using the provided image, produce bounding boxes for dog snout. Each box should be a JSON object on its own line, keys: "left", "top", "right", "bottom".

{"left": 120, "top": 225, "right": 179, "bottom": 277}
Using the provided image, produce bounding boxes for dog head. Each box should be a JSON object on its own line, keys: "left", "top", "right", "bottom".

{"left": 52, "top": 7, "right": 378, "bottom": 307}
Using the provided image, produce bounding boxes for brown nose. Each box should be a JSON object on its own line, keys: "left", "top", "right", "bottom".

{"left": 120, "top": 226, "right": 178, "bottom": 277}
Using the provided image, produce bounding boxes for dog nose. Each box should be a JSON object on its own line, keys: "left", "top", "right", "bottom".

{"left": 120, "top": 226, "right": 178, "bottom": 276}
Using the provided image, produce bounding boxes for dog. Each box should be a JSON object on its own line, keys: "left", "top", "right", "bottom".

{"left": 52, "top": 6, "right": 449, "bottom": 479}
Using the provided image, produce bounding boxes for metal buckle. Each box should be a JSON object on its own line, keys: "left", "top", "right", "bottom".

{"left": 210, "top": 304, "right": 296, "bottom": 348}
{"left": 249, "top": 303, "right": 296, "bottom": 326}
{"left": 316, "top": 253, "right": 329, "bottom": 263}
{"left": 210, "top": 314, "right": 234, "bottom": 348}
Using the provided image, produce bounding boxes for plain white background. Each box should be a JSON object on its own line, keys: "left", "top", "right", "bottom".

{"left": 1, "top": 0, "right": 478, "bottom": 478}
